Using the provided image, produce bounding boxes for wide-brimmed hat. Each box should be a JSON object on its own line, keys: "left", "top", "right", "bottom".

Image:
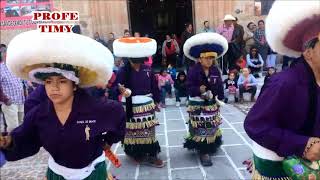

{"left": 6, "top": 30, "right": 114, "bottom": 87}
{"left": 113, "top": 37, "right": 157, "bottom": 58}
{"left": 266, "top": 0, "right": 320, "bottom": 57}
{"left": 183, "top": 32, "right": 228, "bottom": 61}
{"left": 223, "top": 14, "right": 236, "bottom": 21}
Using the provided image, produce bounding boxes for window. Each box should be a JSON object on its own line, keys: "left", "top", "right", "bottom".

{"left": 255, "top": 0, "right": 275, "bottom": 16}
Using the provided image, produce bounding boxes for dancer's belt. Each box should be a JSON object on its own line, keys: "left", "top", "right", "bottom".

{"left": 48, "top": 152, "right": 105, "bottom": 180}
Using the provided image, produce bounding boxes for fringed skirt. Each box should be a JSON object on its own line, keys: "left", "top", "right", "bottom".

{"left": 184, "top": 97, "right": 222, "bottom": 154}
{"left": 122, "top": 95, "right": 161, "bottom": 159}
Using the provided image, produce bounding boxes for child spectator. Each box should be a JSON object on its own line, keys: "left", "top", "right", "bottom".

{"left": 174, "top": 71, "right": 187, "bottom": 107}
{"left": 158, "top": 69, "right": 174, "bottom": 108}
{"left": 237, "top": 68, "right": 257, "bottom": 103}
{"left": 224, "top": 72, "right": 238, "bottom": 103}
{"left": 264, "top": 67, "right": 276, "bottom": 84}
{"left": 246, "top": 46, "right": 264, "bottom": 78}
{"left": 167, "top": 64, "right": 177, "bottom": 80}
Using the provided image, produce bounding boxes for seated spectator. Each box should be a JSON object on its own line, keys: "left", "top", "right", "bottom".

{"left": 224, "top": 72, "right": 238, "bottom": 103}
{"left": 266, "top": 48, "right": 277, "bottom": 68}
{"left": 237, "top": 68, "right": 257, "bottom": 103}
{"left": 246, "top": 47, "right": 264, "bottom": 78}
{"left": 174, "top": 71, "right": 187, "bottom": 107}
{"left": 167, "top": 64, "right": 177, "bottom": 80}
{"left": 264, "top": 67, "right": 276, "bottom": 84}
{"left": 158, "top": 69, "right": 174, "bottom": 108}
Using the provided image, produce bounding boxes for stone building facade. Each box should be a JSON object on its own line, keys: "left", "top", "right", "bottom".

{"left": 1, "top": 0, "right": 270, "bottom": 44}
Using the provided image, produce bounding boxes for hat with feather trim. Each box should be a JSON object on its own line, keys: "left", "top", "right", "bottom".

{"left": 266, "top": 0, "right": 320, "bottom": 58}
{"left": 183, "top": 32, "right": 228, "bottom": 61}
{"left": 6, "top": 30, "right": 114, "bottom": 87}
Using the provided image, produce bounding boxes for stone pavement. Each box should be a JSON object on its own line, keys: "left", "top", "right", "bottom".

{"left": 0, "top": 102, "right": 256, "bottom": 180}
{"left": 0, "top": 76, "right": 265, "bottom": 180}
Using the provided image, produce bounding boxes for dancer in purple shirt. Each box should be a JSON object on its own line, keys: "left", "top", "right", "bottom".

{"left": 0, "top": 30, "right": 125, "bottom": 180}
{"left": 113, "top": 37, "right": 164, "bottom": 167}
{"left": 244, "top": 1, "right": 320, "bottom": 179}
{"left": 183, "top": 32, "right": 228, "bottom": 166}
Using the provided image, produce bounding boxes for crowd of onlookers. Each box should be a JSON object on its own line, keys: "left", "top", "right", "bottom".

{"left": 0, "top": 14, "right": 295, "bottom": 133}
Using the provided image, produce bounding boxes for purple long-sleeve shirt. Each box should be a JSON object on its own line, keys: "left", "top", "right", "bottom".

{"left": 244, "top": 59, "right": 320, "bottom": 157}
{"left": 2, "top": 89, "right": 126, "bottom": 168}
{"left": 187, "top": 63, "right": 224, "bottom": 100}
{"left": 114, "top": 64, "right": 160, "bottom": 103}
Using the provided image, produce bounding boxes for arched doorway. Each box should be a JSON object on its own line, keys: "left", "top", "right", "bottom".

{"left": 128, "top": 0, "right": 193, "bottom": 42}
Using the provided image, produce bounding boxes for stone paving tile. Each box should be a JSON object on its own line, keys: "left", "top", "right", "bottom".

{"left": 109, "top": 156, "right": 137, "bottom": 180}
{"left": 232, "top": 122, "right": 245, "bottom": 133}
{"left": 223, "top": 145, "right": 252, "bottom": 168}
{"left": 241, "top": 132, "right": 253, "bottom": 145}
{"left": 167, "top": 130, "right": 188, "bottom": 146}
{"left": 171, "top": 168, "right": 203, "bottom": 180}
{"left": 157, "top": 134, "right": 166, "bottom": 146}
{"left": 240, "top": 169, "right": 252, "bottom": 180}
{"left": 166, "top": 120, "right": 186, "bottom": 131}
{"left": 156, "top": 123, "right": 165, "bottom": 134}
{"left": 169, "top": 147, "right": 198, "bottom": 169}
{"left": 221, "top": 129, "right": 245, "bottom": 145}
{"left": 221, "top": 111, "right": 246, "bottom": 123}
{"left": 204, "top": 157, "right": 239, "bottom": 179}
{"left": 138, "top": 164, "right": 169, "bottom": 180}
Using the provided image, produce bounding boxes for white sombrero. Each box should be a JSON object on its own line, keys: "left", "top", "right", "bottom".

{"left": 266, "top": 0, "right": 320, "bottom": 57}
{"left": 113, "top": 37, "right": 157, "bottom": 58}
{"left": 223, "top": 14, "right": 236, "bottom": 21}
{"left": 183, "top": 33, "right": 228, "bottom": 61}
{"left": 6, "top": 30, "right": 114, "bottom": 87}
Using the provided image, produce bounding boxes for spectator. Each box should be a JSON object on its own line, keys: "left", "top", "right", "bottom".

{"left": 266, "top": 48, "right": 277, "bottom": 68}
{"left": 237, "top": 68, "right": 257, "bottom": 103}
{"left": 162, "top": 34, "right": 180, "bottom": 67}
{"left": 174, "top": 71, "right": 187, "bottom": 107}
{"left": 113, "top": 57, "right": 123, "bottom": 72}
{"left": 264, "top": 67, "right": 276, "bottom": 84}
{"left": 158, "top": 69, "right": 174, "bottom": 108}
{"left": 231, "top": 17, "right": 245, "bottom": 60}
{"left": 123, "top": 29, "right": 131, "bottom": 37}
{"left": 107, "top": 32, "right": 115, "bottom": 53}
{"left": 167, "top": 64, "right": 177, "bottom": 82}
{"left": 172, "top": 33, "right": 181, "bottom": 47}
{"left": 282, "top": 55, "right": 295, "bottom": 70}
{"left": 93, "top": 32, "right": 106, "bottom": 46}
{"left": 202, "top": 21, "right": 215, "bottom": 33}
{"left": 235, "top": 55, "right": 247, "bottom": 71}
{"left": 0, "top": 84, "right": 9, "bottom": 105}
{"left": 244, "top": 22, "right": 257, "bottom": 55}
{"left": 134, "top": 32, "right": 141, "bottom": 37}
{"left": 181, "top": 23, "right": 194, "bottom": 70}
{"left": 0, "top": 45, "right": 25, "bottom": 132}
{"left": 246, "top": 46, "right": 264, "bottom": 78}
{"left": 224, "top": 72, "right": 239, "bottom": 103}
{"left": 254, "top": 20, "right": 269, "bottom": 64}
{"left": 216, "top": 14, "right": 235, "bottom": 74}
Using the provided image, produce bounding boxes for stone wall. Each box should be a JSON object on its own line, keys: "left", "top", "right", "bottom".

{"left": 193, "top": 0, "right": 265, "bottom": 33}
